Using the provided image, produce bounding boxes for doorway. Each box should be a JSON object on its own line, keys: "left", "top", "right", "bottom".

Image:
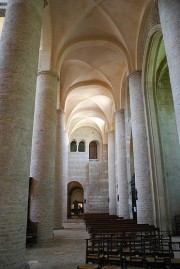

{"left": 67, "top": 181, "right": 84, "bottom": 219}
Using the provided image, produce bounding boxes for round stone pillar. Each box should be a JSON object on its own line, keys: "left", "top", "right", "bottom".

{"left": 0, "top": 1, "right": 44, "bottom": 268}
{"left": 54, "top": 109, "right": 66, "bottom": 229}
{"left": 54, "top": 109, "right": 63, "bottom": 229}
{"left": 128, "top": 71, "right": 153, "bottom": 224}
{"left": 108, "top": 130, "right": 117, "bottom": 215}
{"left": 115, "top": 109, "right": 129, "bottom": 218}
{"left": 158, "top": 0, "right": 180, "bottom": 141}
{"left": 30, "top": 70, "right": 59, "bottom": 241}
{"left": 62, "top": 131, "right": 69, "bottom": 222}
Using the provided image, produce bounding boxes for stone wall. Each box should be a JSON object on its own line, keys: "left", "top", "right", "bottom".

{"left": 68, "top": 126, "right": 109, "bottom": 214}
{"left": 157, "top": 68, "right": 180, "bottom": 232}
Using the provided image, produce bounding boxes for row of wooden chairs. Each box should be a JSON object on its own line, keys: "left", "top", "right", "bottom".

{"left": 82, "top": 214, "right": 180, "bottom": 268}
{"left": 85, "top": 231, "right": 178, "bottom": 268}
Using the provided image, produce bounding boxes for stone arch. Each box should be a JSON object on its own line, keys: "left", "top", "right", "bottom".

{"left": 70, "top": 139, "right": 77, "bottom": 152}
{"left": 78, "top": 140, "right": 86, "bottom": 152}
{"left": 67, "top": 181, "right": 84, "bottom": 218}
{"left": 89, "top": 140, "right": 100, "bottom": 160}
{"left": 56, "top": 38, "right": 132, "bottom": 74}
{"left": 156, "top": 66, "right": 180, "bottom": 233}
{"left": 136, "top": 2, "right": 160, "bottom": 70}
{"left": 143, "top": 26, "right": 180, "bottom": 232}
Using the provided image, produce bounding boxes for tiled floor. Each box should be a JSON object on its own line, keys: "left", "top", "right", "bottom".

{"left": 27, "top": 220, "right": 180, "bottom": 269}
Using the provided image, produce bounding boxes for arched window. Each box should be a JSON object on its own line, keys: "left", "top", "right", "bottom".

{"left": 89, "top": 141, "right": 97, "bottom": 159}
{"left": 78, "top": 141, "right": 85, "bottom": 152}
{"left": 70, "top": 140, "right": 77, "bottom": 152}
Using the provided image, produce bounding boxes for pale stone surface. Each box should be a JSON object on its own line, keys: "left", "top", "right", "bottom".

{"left": 156, "top": 68, "right": 180, "bottom": 232}
{"left": 128, "top": 71, "right": 153, "bottom": 224}
{"left": 108, "top": 131, "right": 116, "bottom": 215}
{"left": 68, "top": 127, "right": 108, "bottom": 214}
{"left": 115, "top": 110, "right": 129, "bottom": 218}
{"left": 54, "top": 109, "right": 64, "bottom": 229}
{"left": 0, "top": 1, "right": 44, "bottom": 268}
{"left": 54, "top": 110, "right": 68, "bottom": 225}
{"left": 30, "top": 71, "right": 59, "bottom": 241}
{"left": 62, "top": 131, "right": 69, "bottom": 223}
{"left": 158, "top": 0, "right": 180, "bottom": 142}
{"left": 124, "top": 92, "right": 134, "bottom": 219}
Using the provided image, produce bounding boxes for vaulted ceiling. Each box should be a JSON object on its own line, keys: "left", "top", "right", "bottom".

{"left": 40, "top": 0, "right": 153, "bottom": 139}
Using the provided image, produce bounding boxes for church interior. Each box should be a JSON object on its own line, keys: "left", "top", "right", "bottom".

{"left": 0, "top": 0, "right": 180, "bottom": 268}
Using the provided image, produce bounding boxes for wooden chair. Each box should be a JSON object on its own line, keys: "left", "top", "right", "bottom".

{"left": 86, "top": 238, "right": 107, "bottom": 265}
{"left": 146, "top": 236, "right": 173, "bottom": 268}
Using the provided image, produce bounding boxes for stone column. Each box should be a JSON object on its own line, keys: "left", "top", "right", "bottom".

{"left": 115, "top": 110, "right": 129, "bottom": 218}
{"left": 128, "top": 71, "right": 153, "bottom": 224}
{"left": 54, "top": 109, "right": 68, "bottom": 228}
{"left": 0, "top": 1, "right": 44, "bottom": 268}
{"left": 62, "top": 131, "right": 69, "bottom": 222}
{"left": 30, "top": 70, "right": 59, "bottom": 241}
{"left": 54, "top": 109, "right": 62, "bottom": 229}
{"left": 108, "top": 131, "right": 117, "bottom": 215}
{"left": 158, "top": 0, "right": 180, "bottom": 141}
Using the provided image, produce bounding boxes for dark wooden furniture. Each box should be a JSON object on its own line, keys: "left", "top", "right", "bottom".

{"left": 82, "top": 214, "right": 180, "bottom": 268}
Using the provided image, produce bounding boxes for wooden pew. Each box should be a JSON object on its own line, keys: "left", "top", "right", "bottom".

{"left": 86, "top": 230, "right": 175, "bottom": 268}
{"left": 84, "top": 214, "right": 125, "bottom": 231}
{"left": 84, "top": 214, "right": 178, "bottom": 268}
{"left": 88, "top": 225, "right": 158, "bottom": 236}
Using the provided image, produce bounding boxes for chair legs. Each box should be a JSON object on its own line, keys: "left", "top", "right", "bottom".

{"left": 120, "top": 257, "right": 127, "bottom": 269}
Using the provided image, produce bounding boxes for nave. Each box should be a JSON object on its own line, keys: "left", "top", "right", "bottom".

{"left": 1, "top": 1, "right": 180, "bottom": 268}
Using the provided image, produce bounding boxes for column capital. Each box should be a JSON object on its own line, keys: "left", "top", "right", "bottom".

{"left": 127, "top": 70, "right": 142, "bottom": 81}
{"left": 37, "top": 70, "right": 59, "bottom": 81}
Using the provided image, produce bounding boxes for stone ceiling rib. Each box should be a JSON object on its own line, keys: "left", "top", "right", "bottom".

{"left": 43, "top": 0, "right": 152, "bottom": 137}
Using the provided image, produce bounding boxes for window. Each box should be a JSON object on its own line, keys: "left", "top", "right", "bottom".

{"left": 89, "top": 141, "right": 97, "bottom": 159}
{"left": 70, "top": 140, "right": 77, "bottom": 152}
{"left": 78, "top": 141, "right": 85, "bottom": 152}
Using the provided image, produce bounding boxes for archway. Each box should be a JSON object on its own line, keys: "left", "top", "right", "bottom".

{"left": 155, "top": 66, "right": 180, "bottom": 232}
{"left": 89, "top": 141, "right": 97, "bottom": 159}
{"left": 143, "top": 29, "right": 180, "bottom": 232}
{"left": 67, "top": 181, "right": 84, "bottom": 219}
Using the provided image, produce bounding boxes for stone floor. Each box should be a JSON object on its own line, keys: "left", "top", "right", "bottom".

{"left": 27, "top": 220, "right": 180, "bottom": 269}
{"left": 27, "top": 220, "right": 88, "bottom": 269}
